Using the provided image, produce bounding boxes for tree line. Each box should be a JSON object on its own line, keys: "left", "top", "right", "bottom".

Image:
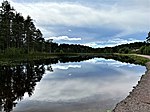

{"left": 0, "top": 0, "right": 52, "bottom": 54}
{"left": 0, "top": 0, "right": 150, "bottom": 56}
{"left": 96, "top": 33, "right": 150, "bottom": 55}
{"left": 0, "top": 1, "right": 96, "bottom": 56}
{"left": 96, "top": 42, "right": 150, "bottom": 54}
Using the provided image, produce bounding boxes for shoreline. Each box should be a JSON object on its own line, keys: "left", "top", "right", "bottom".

{"left": 113, "top": 62, "right": 150, "bottom": 112}
{"left": 1, "top": 53, "right": 149, "bottom": 66}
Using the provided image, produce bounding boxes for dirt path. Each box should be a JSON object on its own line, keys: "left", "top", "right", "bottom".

{"left": 113, "top": 61, "right": 150, "bottom": 112}
{"left": 135, "top": 54, "right": 150, "bottom": 59}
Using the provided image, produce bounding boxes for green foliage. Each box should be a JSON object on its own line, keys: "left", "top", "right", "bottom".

{"left": 0, "top": 1, "right": 46, "bottom": 54}
{"left": 4, "top": 47, "right": 24, "bottom": 58}
{"left": 100, "top": 53, "right": 150, "bottom": 66}
{"left": 106, "top": 110, "right": 112, "bottom": 112}
{"left": 0, "top": 1, "right": 96, "bottom": 56}
{"left": 96, "top": 42, "right": 147, "bottom": 54}
{"left": 146, "top": 32, "right": 150, "bottom": 43}
{"left": 60, "top": 50, "right": 64, "bottom": 54}
{"left": 118, "top": 47, "right": 131, "bottom": 54}
{"left": 138, "top": 46, "right": 150, "bottom": 54}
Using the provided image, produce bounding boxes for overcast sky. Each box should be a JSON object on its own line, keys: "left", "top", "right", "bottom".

{"left": 1, "top": 0, "right": 150, "bottom": 47}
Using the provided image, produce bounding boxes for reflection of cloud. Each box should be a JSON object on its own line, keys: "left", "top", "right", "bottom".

{"left": 108, "top": 61, "right": 136, "bottom": 68}
{"left": 24, "top": 58, "right": 146, "bottom": 102}
{"left": 52, "top": 64, "right": 81, "bottom": 70}
{"left": 26, "top": 73, "right": 143, "bottom": 102}
{"left": 13, "top": 57, "right": 144, "bottom": 112}
{"left": 85, "top": 58, "right": 136, "bottom": 68}
{"left": 85, "top": 58, "right": 106, "bottom": 63}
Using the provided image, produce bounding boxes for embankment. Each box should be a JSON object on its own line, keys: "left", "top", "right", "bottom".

{"left": 113, "top": 62, "right": 150, "bottom": 112}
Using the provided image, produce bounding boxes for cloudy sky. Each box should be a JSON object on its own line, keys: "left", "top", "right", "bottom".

{"left": 1, "top": 0, "right": 150, "bottom": 47}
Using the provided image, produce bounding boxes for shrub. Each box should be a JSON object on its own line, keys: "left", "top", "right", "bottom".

{"left": 5, "top": 48, "right": 24, "bottom": 58}
{"left": 139, "top": 46, "right": 150, "bottom": 54}
{"left": 118, "top": 47, "right": 130, "bottom": 54}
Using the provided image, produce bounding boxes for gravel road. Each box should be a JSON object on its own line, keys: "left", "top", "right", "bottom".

{"left": 113, "top": 61, "right": 150, "bottom": 112}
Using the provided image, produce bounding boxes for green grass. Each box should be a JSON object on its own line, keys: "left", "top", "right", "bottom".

{"left": 114, "top": 53, "right": 150, "bottom": 65}
{"left": 0, "top": 52, "right": 149, "bottom": 66}
{"left": 0, "top": 52, "right": 97, "bottom": 66}
{"left": 106, "top": 109, "right": 112, "bottom": 112}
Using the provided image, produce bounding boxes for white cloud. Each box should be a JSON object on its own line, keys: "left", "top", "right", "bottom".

{"left": 46, "top": 36, "right": 81, "bottom": 41}
{"left": 8, "top": 0, "right": 149, "bottom": 38}
{"left": 107, "top": 38, "right": 141, "bottom": 44}
{"left": 68, "top": 29, "right": 72, "bottom": 32}
{"left": 83, "top": 38, "right": 143, "bottom": 48}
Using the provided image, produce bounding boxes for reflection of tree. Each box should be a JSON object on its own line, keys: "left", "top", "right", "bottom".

{"left": 97, "top": 54, "right": 144, "bottom": 65}
{"left": 58, "top": 56, "right": 94, "bottom": 63}
{"left": 0, "top": 55, "right": 104, "bottom": 112}
{"left": 0, "top": 63, "right": 53, "bottom": 112}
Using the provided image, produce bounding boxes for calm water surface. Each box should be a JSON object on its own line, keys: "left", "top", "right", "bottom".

{"left": 1, "top": 58, "right": 146, "bottom": 112}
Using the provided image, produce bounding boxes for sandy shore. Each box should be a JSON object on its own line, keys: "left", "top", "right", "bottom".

{"left": 113, "top": 62, "right": 150, "bottom": 112}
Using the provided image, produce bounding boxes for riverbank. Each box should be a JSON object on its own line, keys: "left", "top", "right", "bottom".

{"left": 0, "top": 53, "right": 149, "bottom": 66}
{"left": 113, "top": 61, "right": 150, "bottom": 112}
{"left": 0, "top": 53, "right": 81, "bottom": 66}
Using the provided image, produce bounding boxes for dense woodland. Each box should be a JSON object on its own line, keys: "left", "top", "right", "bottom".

{"left": 0, "top": 0, "right": 150, "bottom": 57}
{"left": 0, "top": 1, "right": 95, "bottom": 55}
{"left": 96, "top": 42, "right": 150, "bottom": 54}
{"left": 0, "top": 0, "right": 50, "bottom": 54}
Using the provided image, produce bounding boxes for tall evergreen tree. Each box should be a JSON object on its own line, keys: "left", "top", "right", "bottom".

{"left": 34, "top": 29, "right": 44, "bottom": 52}
{"left": 0, "top": 1, "right": 45, "bottom": 54}
{"left": 146, "top": 32, "right": 150, "bottom": 43}
{"left": 12, "top": 13, "right": 24, "bottom": 48}
{"left": 0, "top": 1, "right": 14, "bottom": 49}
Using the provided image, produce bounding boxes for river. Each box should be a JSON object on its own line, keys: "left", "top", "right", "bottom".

{"left": 0, "top": 57, "right": 146, "bottom": 112}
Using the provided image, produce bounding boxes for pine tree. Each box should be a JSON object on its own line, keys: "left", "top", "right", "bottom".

{"left": 146, "top": 32, "right": 150, "bottom": 43}
{"left": 0, "top": 1, "right": 46, "bottom": 54}
{"left": 24, "top": 16, "right": 36, "bottom": 53}
{"left": 12, "top": 13, "right": 24, "bottom": 48}
{"left": 0, "top": 1, "right": 14, "bottom": 49}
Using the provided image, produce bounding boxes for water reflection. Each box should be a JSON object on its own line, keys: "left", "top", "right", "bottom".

{"left": 32, "top": 58, "right": 144, "bottom": 102}
{"left": 0, "top": 63, "right": 47, "bottom": 112}
{"left": 0, "top": 56, "right": 95, "bottom": 112}
{"left": 15, "top": 58, "right": 145, "bottom": 112}
{"left": 0, "top": 56, "right": 146, "bottom": 112}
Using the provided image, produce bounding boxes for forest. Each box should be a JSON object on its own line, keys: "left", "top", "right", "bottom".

{"left": 0, "top": 0, "right": 150, "bottom": 59}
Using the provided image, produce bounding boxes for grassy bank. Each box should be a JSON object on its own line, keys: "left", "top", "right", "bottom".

{"left": 114, "top": 53, "right": 150, "bottom": 65}
{"left": 0, "top": 52, "right": 101, "bottom": 66}
{"left": 0, "top": 52, "right": 149, "bottom": 66}
{"left": 0, "top": 53, "right": 77, "bottom": 66}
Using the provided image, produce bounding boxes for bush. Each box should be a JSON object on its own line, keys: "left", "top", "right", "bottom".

{"left": 118, "top": 47, "right": 130, "bottom": 54}
{"left": 5, "top": 48, "right": 24, "bottom": 58}
{"left": 139, "top": 46, "right": 150, "bottom": 54}
{"left": 60, "top": 50, "right": 64, "bottom": 54}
